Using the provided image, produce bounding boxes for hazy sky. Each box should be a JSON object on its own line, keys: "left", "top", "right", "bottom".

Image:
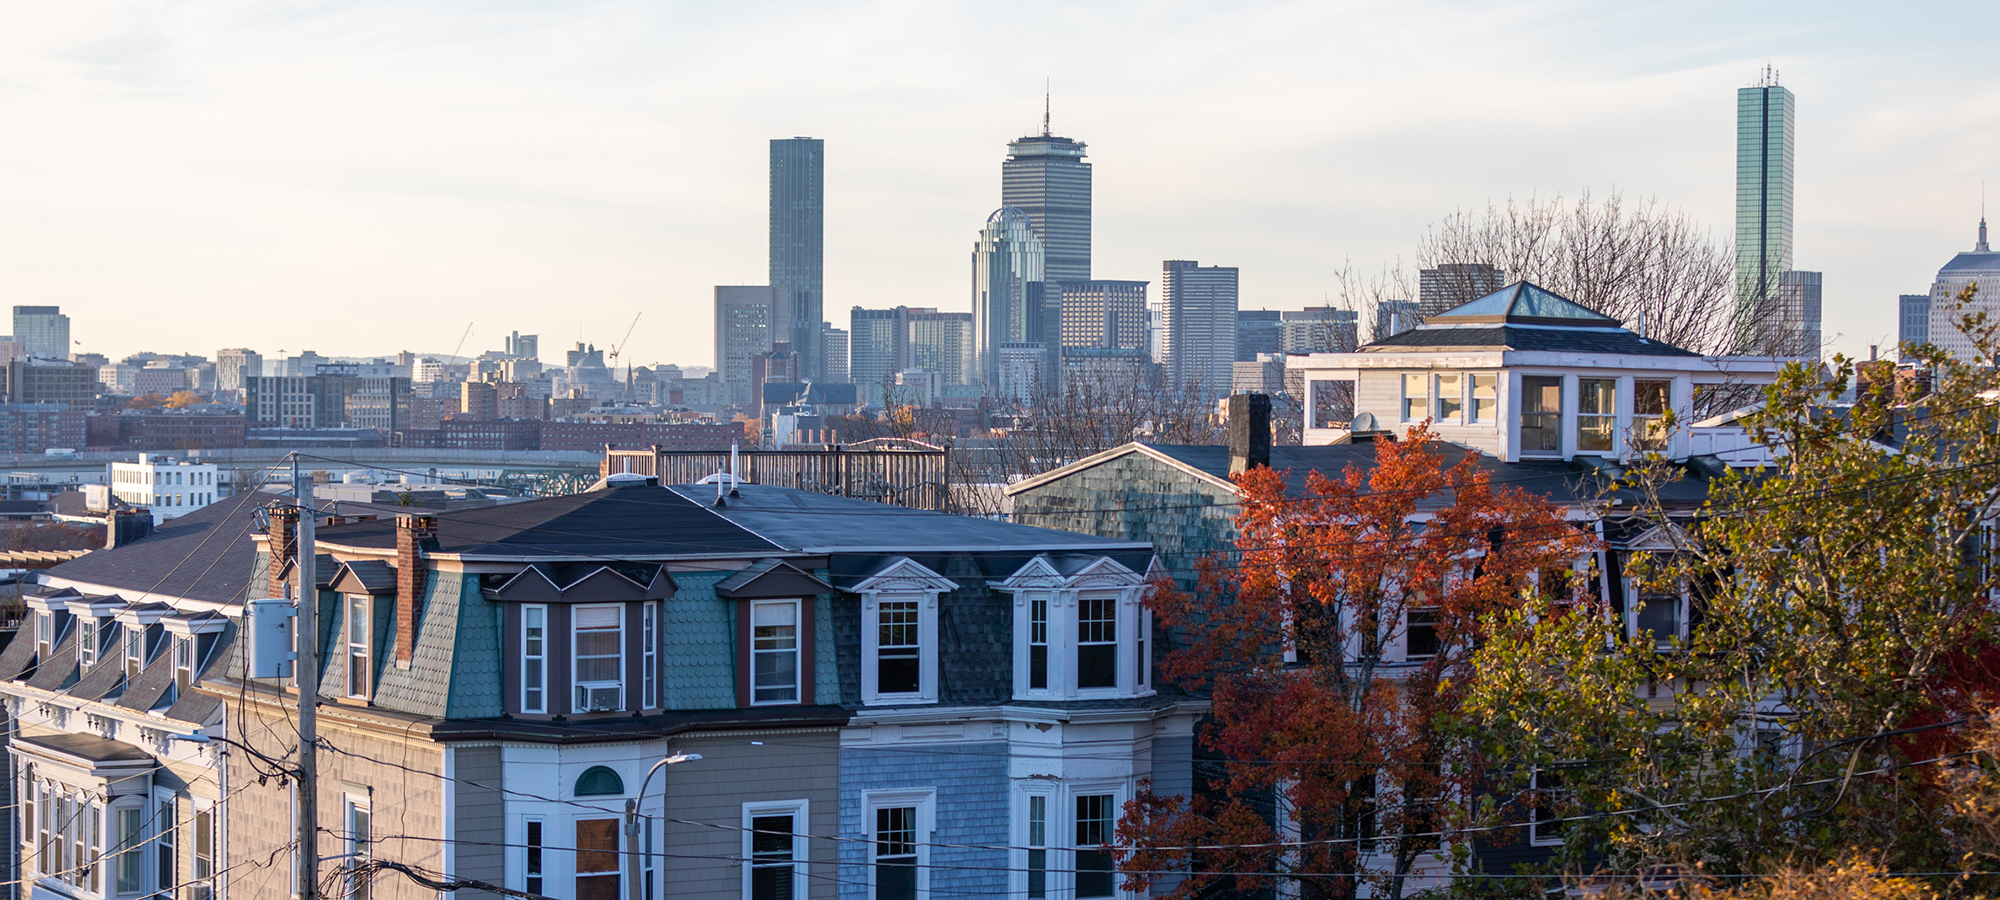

{"left": 1, "top": 1, "right": 1993, "bottom": 368}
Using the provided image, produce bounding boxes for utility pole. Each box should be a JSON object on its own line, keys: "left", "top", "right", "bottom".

{"left": 294, "top": 454, "right": 320, "bottom": 900}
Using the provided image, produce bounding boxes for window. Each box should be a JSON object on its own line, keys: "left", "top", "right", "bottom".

{"left": 1529, "top": 769, "right": 1568, "bottom": 845}
{"left": 575, "top": 766, "right": 625, "bottom": 797}
{"left": 1520, "top": 376, "right": 1562, "bottom": 455}
{"left": 1027, "top": 596, "right": 1049, "bottom": 691}
{"left": 125, "top": 625, "right": 145, "bottom": 679}
{"left": 751, "top": 601, "right": 800, "bottom": 705}
{"left": 522, "top": 606, "right": 546, "bottom": 713}
{"left": 574, "top": 605, "right": 624, "bottom": 713}
{"left": 1074, "top": 794, "right": 1116, "bottom": 898}
{"left": 78, "top": 617, "right": 99, "bottom": 668}
{"left": 347, "top": 799, "right": 373, "bottom": 900}
{"left": 743, "top": 801, "right": 807, "bottom": 900}
{"left": 193, "top": 807, "right": 215, "bottom": 900}
{"left": 157, "top": 799, "right": 177, "bottom": 895}
{"left": 873, "top": 806, "right": 918, "bottom": 900}
{"left": 1470, "top": 374, "right": 1497, "bottom": 423}
{"left": 642, "top": 601, "right": 659, "bottom": 709}
{"left": 174, "top": 637, "right": 193, "bottom": 694}
{"left": 576, "top": 818, "right": 622, "bottom": 900}
{"left": 524, "top": 819, "right": 545, "bottom": 897}
{"left": 1633, "top": 379, "right": 1671, "bottom": 451}
{"left": 1634, "top": 588, "right": 1684, "bottom": 650}
{"left": 1401, "top": 373, "right": 1429, "bottom": 422}
{"left": 1026, "top": 794, "right": 1049, "bottom": 899}
{"left": 347, "top": 596, "right": 370, "bottom": 699}
{"left": 36, "top": 610, "right": 51, "bottom": 658}
{"left": 116, "top": 805, "right": 144, "bottom": 892}
{"left": 1405, "top": 607, "right": 1440, "bottom": 660}
{"left": 876, "top": 599, "right": 920, "bottom": 696}
{"left": 1577, "top": 378, "right": 1616, "bottom": 453}
{"left": 1077, "top": 596, "right": 1117, "bottom": 690}
{"left": 1435, "top": 374, "right": 1463, "bottom": 423}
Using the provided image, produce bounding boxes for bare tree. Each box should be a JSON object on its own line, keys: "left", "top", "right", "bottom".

{"left": 1417, "top": 190, "right": 1740, "bottom": 354}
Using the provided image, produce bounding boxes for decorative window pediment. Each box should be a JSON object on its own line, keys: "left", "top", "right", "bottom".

{"left": 856, "top": 559, "right": 954, "bottom": 706}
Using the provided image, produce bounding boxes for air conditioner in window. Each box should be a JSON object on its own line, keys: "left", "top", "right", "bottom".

{"left": 576, "top": 684, "right": 622, "bottom": 712}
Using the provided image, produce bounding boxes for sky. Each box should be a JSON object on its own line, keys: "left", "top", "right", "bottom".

{"left": 0, "top": 0, "right": 1994, "bottom": 369}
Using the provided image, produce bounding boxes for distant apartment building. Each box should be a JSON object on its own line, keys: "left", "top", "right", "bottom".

{"left": 772, "top": 137, "right": 826, "bottom": 377}
{"left": 973, "top": 208, "right": 1047, "bottom": 390}
{"left": 1281, "top": 307, "right": 1361, "bottom": 354}
{"left": 1419, "top": 263, "right": 1506, "bottom": 317}
{"left": 0, "top": 339, "right": 25, "bottom": 363}
{"left": 1374, "top": 299, "right": 1421, "bottom": 342}
{"left": 908, "top": 308, "right": 975, "bottom": 386}
{"left": 1057, "top": 280, "right": 1149, "bottom": 361}
{"left": 98, "top": 363, "right": 138, "bottom": 395}
{"left": 0, "top": 404, "right": 86, "bottom": 453}
{"left": 1237, "top": 309, "right": 1283, "bottom": 361}
{"left": 850, "top": 306, "right": 910, "bottom": 390}
{"left": 283, "top": 350, "right": 331, "bottom": 377}
{"left": 1232, "top": 353, "right": 1288, "bottom": 395}
{"left": 215, "top": 348, "right": 262, "bottom": 392}
{"left": 86, "top": 411, "right": 248, "bottom": 452}
{"left": 461, "top": 380, "right": 499, "bottom": 419}
{"left": 1160, "top": 260, "right": 1240, "bottom": 397}
{"left": 11, "top": 305, "right": 69, "bottom": 360}
{"left": 109, "top": 453, "right": 219, "bottom": 524}
{"left": 133, "top": 367, "right": 191, "bottom": 396}
{"left": 1900, "top": 293, "right": 1931, "bottom": 351}
{"left": 4, "top": 358, "right": 96, "bottom": 407}
{"left": 506, "top": 330, "right": 540, "bottom": 360}
{"left": 716, "top": 285, "right": 789, "bottom": 407}
{"left": 995, "top": 342, "right": 1049, "bottom": 403}
{"left": 821, "top": 325, "right": 849, "bottom": 382}
{"left": 1003, "top": 125, "right": 1092, "bottom": 282}
{"left": 538, "top": 420, "right": 743, "bottom": 452}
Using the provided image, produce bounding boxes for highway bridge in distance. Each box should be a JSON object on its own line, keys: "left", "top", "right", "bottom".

{"left": 2, "top": 448, "right": 608, "bottom": 497}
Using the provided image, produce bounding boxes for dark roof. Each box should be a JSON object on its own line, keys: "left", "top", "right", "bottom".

{"left": 42, "top": 491, "right": 264, "bottom": 604}
{"left": 0, "top": 500, "right": 48, "bottom": 516}
{"left": 49, "top": 491, "right": 130, "bottom": 517}
{"left": 16, "top": 730, "right": 155, "bottom": 764}
{"left": 314, "top": 483, "right": 785, "bottom": 559}
{"left": 1429, "top": 281, "right": 1621, "bottom": 326}
{"left": 1940, "top": 250, "right": 2000, "bottom": 275}
{"left": 1362, "top": 324, "right": 1698, "bottom": 357}
{"left": 668, "top": 483, "right": 1152, "bottom": 554}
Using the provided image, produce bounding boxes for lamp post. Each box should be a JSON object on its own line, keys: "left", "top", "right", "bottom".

{"left": 625, "top": 751, "right": 701, "bottom": 900}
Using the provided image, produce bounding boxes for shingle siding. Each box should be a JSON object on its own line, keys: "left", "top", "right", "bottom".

{"left": 664, "top": 571, "right": 738, "bottom": 710}
{"left": 1011, "top": 453, "right": 1238, "bottom": 588}
{"left": 839, "top": 742, "right": 1011, "bottom": 900}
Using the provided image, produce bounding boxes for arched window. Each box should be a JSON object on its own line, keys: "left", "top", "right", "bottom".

{"left": 574, "top": 766, "right": 624, "bottom": 797}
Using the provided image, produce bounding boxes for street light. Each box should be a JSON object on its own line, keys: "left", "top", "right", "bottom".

{"left": 625, "top": 752, "right": 701, "bottom": 900}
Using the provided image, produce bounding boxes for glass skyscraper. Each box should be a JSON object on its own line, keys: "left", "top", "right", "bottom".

{"left": 1736, "top": 75, "right": 1796, "bottom": 351}
{"left": 1160, "top": 260, "right": 1239, "bottom": 398}
{"left": 972, "top": 208, "right": 1046, "bottom": 390}
{"left": 770, "top": 138, "right": 824, "bottom": 378}
{"left": 12, "top": 306, "right": 69, "bottom": 361}
{"left": 1002, "top": 128, "right": 1091, "bottom": 284}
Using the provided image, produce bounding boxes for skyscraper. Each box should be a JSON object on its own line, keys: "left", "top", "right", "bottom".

{"left": 12, "top": 306, "right": 69, "bottom": 360}
{"left": 1923, "top": 217, "right": 2000, "bottom": 362}
{"left": 1002, "top": 108, "right": 1091, "bottom": 283}
{"left": 1236, "top": 310, "right": 1282, "bottom": 361}
{"left": 1160, "top": 260, "right": 1239, "bottom": 397}
{"left": 972, "top": 209, "right": 1047, "bottom": 390}
{"left": 850, "top": 306, "right": 910, "bottom": 391}
{"left": 820, "top": 325, "right": 849, "bottom": 383}
{"left": 1899, "top": 293, "right": 1931, "bottom": 351}
{"left": 908, "top": 309, "right": 974, "bottom": 386}
{"left": 1058, "top": 281, "right": 1150, "bottom": 354}
{"left": 771, "top": 137, "right": 824, "bottom": 378}
{"left": 506, "top": 332, "right": 540, "bottom": 361}
{"left": 1754, "top": 270, "right": 1822, "bottom": 360}
{"left": 1419, "top": 263, "right": 1506, "bottom": 317}
{"left": 1736, "top": 70, "right": 1796, "bottom": 351}
{"left": 715, "top": 286, "right": 790, "bottom": 407}
{"left": 1281, "top": 307, "right": 1360, "bottom": 354}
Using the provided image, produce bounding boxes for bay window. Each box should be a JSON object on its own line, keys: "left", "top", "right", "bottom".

{"left": 522, "top": 605, "right": 546, "bottom": 713}
{"left": 1003, "top": 556, "right": 1153, "bottom": 700}
{"left": 1076, "top": 595, "right": 1117, "bottom": 690}
{"left": 1073, "top": 794, "right": 1116, "bottom": 899}
{"left": 573, "top": 605, "right": 624, "bottom": 713}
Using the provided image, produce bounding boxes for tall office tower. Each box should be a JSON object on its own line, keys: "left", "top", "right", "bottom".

{"left": 215, "top": 349, "right": 263, "bottom": 393}
{"left": 1057, "top": 281, "right": 1150, "bottom": 353}
{"left": 1374, "top": 300, "right": 1421, "bottom": 342}
{"left": 1753, "top": 270, "right": 1823, "bottom": 359}
{"left": 12, "top": 306, "right": 69, "bottom": 360}
{"left": 771, "top": 137, "right": 825, "bottom": 378}
{"left": 972, "top": 209, "right": 1047, "bottom": 389}
{"left": 1002, "top": 111, "right": 1091, "bottom": 283}
{"left": 1160, "top": 260, "right": 1240, "bottom": 397}
{"left": 1924, "top": 217, "right": 2000, "bottom": 361}
{"left": 821, "top": 325, "right": 849, "bottom": 382}
{"left": 715, "top": 285, "right": 790, "bottom": 407}
{"left": 849, "top": 307, "right": 910, "bottom": 391}
{"left": 1900, "top": 293, "right": 1931, "bottom": 350}
{"left": 908, "top": 309, "right": 975, "bottom": 385}
{"left": 1236, "top": 310, "right": 1282, "bottom": 361}
{"left": 1419, "top": 263, "right": 1506, "bottom": 317}
{"left": 506, "top": 331, "right": 540, "bottom": 361}
{"left": 1281, "top": 307, "right": 1360, "bottom": 354}
{"left": 1736, "top": 69, "right": 1797, "bottom": 351}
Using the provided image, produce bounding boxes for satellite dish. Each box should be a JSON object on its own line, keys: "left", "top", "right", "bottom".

{"left": 1351, "top": 412, "right": 1376, "bottom": 431}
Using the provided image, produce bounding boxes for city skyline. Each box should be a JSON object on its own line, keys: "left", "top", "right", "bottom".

{"left": 0, "top": 3, "right": 1993, "bottom": 367}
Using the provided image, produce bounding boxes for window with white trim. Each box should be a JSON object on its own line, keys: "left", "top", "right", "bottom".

{"left": 862, "top": 594, "right": 938, "bottom": 705}
{"left": 192, "top": 804, "right": 214, "bottom": 900}
{"left": 156, "top": 796, "right": 177, "bottom": 896}
{"left": 1529, "top": 768, "right": 1568, "bottom": 846}
{"left": 522, "top": 605, "right": 547, "bottom": 713}
{"left": 1027, "top": 596, "right": 1050, "bottom": 691}
{"left": 124, "top": 625, "right": 145, "bottom": 679}
{"left": 1008, "top": 569, "right": 1155, "bottom": 700}
{"left": 1022, "top": 789, "right": 1051, "bottom": 899}
{"left": 346, "top": 595, "right": 371, "bottom": 700}
{"left": 866, "top": 791, "right": 933, "bottom": 900}
{"left": 576, "top": 817, "right": 622, "bottom": 899}
{"left": 1073, "top": 794, "right": 1117, "bottom": 898}
{"left": 742, "top": 800, "right": 808, "bottom": 900}
{"left": 523, "top": 818, "right": 546, "bottom": 896}
{"left": 751, "top": 601, "right": 800, "bottom": 705}
{"left": 642, "top": 601, "right": 659, "bottom": 709}
{"left": 1435, "top": 373, "right": 1463, "bottom": 423}
{"left": 114, "top": 801, "right": 144, "bottom": 893}
{"left": 1401, "top": 373, "right": 1429, "bottom": 422}
{"left": 1470, "top": 374, "right": 1497, "bottom": 423}
{"left": 78, "top": 617, "right": 100, "bottom": 669}
{"left": 347, "top": 797, "right": 373, "bottom": 900}
{"left": 573, "top": 605, "right": 624, "bottom": 713}
{"left": 1404, "top": 606, "right": 1440, "bottom": 661}
{"left": 1629, "top": 580, "right": 1688, "bottom": 651}
{"left": 1077, "top": 594, "right": 1117, "bottom": 689}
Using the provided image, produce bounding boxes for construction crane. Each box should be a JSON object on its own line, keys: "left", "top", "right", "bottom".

{"left": 446, "top": 322, "right": 474, "bottom": 366}
{"left": 607, "top": 312, "right": 642, "bottom": 367}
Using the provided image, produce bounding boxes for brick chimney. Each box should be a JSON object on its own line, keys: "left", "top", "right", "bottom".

{"left": 1228, "top": 393, "right": 1272, "bottom": 476}
{"left": 267, "top": 503, "right": 298, "bottom": 597}
{"left": 394, "top": 514, "right": 438, "bottom": 666}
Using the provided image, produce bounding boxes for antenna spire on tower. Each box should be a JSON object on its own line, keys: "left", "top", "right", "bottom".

{"left": 1043, "top": 79, "right": 1051, "bottom": 137}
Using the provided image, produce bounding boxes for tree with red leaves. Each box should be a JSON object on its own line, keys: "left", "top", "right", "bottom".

{"left": 1120, "top": 425, "right": 1593, "bottom": 900}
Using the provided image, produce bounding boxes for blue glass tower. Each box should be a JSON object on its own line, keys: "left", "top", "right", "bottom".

{"left": 1736, "top": 72, "right": 1795, "bottom": 351}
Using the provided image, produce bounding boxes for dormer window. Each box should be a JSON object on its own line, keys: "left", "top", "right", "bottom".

{"left": 35, "top": 610, "right": 52, "bottom": 658}
{"left": 1002, "top": 556, "right": 1154, "bottom": 701}
{"left": 751, "top": 601, "right": 800, "bottom": 705}
{"left": 573, "top": 605, "right": 624, "bottom": 713}
{"left": 854, "top": 559, "right": 954, "bottom": 706}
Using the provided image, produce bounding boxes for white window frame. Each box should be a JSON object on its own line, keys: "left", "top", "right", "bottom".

{"left": 1012, "top": 783, "right": 1056, "bottom": 900}
{"left": 1067, "top": 784, "right": 1127, "bottom": 900}
{"left": 78, "top": 617, "right": 99, "bottom": 668}
{"left": 1400, "top": 372, "right": 1429, "bottom": 423}
{"left": 345, "top": 594, "right": 370, "bottom": 700}
{"left": 1528, "top": 768, "right": 1568, "bottom": 846}
{"left": 1470, "top": 373, "right": 1497, "bottom": 424}
{"left": 345, "top": 794, "right": 373, "bottom": 900}
{"left": 572, "top": 603, "right": 625, "bottom": 713}
{"left": 1434, "top": 373, "right": 1463, "bottom": 424}
{"left": 124, "top": 624, "right": 145, "bottom": 679}
{"left": 854, "top": 559, "right": 954, "bottom": 706}
{"left": 522, "top": 605, "right": 547, "bottom": 714}
{"left": 1003, "top": 557, "right": 1153, "bottom": 702}
{"left": 1625, "top": 578, "right": 1690, "bottom": 651}
{"left": 864, "top": 790, "right": 934, "bottom": 900}
{"left": 521, "top": 816, "right": 547, "bottom": 898}
{"left": 642, "top": 601, "right": 659, "bottom": 710}
{"left": 749, "top": 600, "right": 802, "bottom": 706}
{"left": 741, "top": 799, "right": 809, "bottom": 900}
{"left": 1401, "top": 605, "right": 1440, "bottom": 663}
{"left": 154, "top": 792, "right": 177, "bottom": 896}
{"left": 110, "top": 795, "right": 147, "bottom": 896}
